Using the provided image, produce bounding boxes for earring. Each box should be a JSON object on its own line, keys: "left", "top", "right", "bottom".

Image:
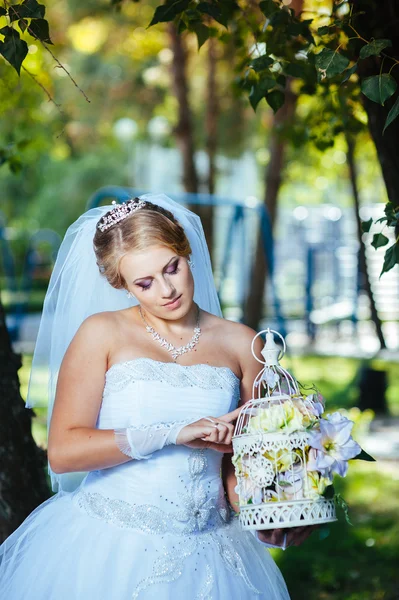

{"left": 187, "top": 256, "right": 194, "bottom": 269}
{"left": 126, "top": 290, "right": 133, "bottom": 299}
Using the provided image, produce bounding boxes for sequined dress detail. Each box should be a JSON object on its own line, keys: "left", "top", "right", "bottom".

{"left": 0, "top": 358, "right": 290, "bottom": 600}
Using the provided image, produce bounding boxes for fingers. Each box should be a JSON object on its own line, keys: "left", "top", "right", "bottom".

{"left": 256, "top": 526, "right": 316, "bottom": 549}
{"left": 200, "top": 417, "right": 234, "bottom": 446}
{"left": 285, "top": 526, "right": 315, "bottom": 547}
{"left": 217, "top": 406, "right": 243, "bottom": 424}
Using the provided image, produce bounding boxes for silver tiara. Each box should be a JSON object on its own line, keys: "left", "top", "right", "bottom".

{"left": 97, "top": 198, "right": 147, "bottom": 232}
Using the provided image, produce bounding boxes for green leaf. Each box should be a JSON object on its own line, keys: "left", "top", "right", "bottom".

{"left": 149, "top": 0, "right": 190, "bottom": 26}
{"left": 371, "top": 233, "right": 389, "bottom": 249}
{"left": 177, "top": 17, "right": 187, "bottom": 34}
{"left": 351, "top": 448, "right": 376, "bottom": 462}
{"left": 341, "top": 63, "right": 357, "bottom": 84}
{"left": 250, "top": 55, "right": 274, "bottom": 72}
{"left": 197, "top": 2, "right": 227, "bottom": 27}
{"left": 315, "top": 48, "right": 350, "bottom": 81}
{"left": 383, "top": 95, "right": 399, "bottom": 133}
{"left": 381, "top": 242, "right": 399, "bottom": 276}
{"left": 384, "top": 201, "right": 399, "bottom": 226}
{"left": 0, "top": 28, "right": 28, "bottom": 75}
{"left": 18, "top": 19, "right": 29, "bottom": 33}
{"left": 249, "top": 77, "right": 276, "bottom": 110}
{"left": 361, "top": 217, "right": 373, "bottom": 233}
{"left": 322, "top": 484, "right": 335, "bottom": 499}
{"left": 335, "top": 493, "right": 352, "bottom": 526}
{"left": 8, "top": 0, "right": 45, "bottom": 22}
{"left": 28, "top": 18, "right": 52, "bottom": 44}
{"left": 361, "top": 74, "right": 397, "bottom": 106}
{"left": 276, "top": 73, "right": 286, "bottom": 87}
{"left": 266, "top": 89, "right": 285, "bottom": 113}
{"left": 194, "top": 23, "right": 209, "bottom": 50}
{"left": 359, "top": 38, "right": 392, "bottom": 59}
{"left": 259, "top": 0, "right": 280, "bottom": 16}
{"left": 284, "top": 62, "right": 308, "bottom": 78}
{"left": 317, "top": 26, "right": 330, "bottom": 36}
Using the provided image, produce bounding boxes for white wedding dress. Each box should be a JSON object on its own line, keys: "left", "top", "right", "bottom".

{"left": 0, "top": 358, "right": 290, "bottom": 599}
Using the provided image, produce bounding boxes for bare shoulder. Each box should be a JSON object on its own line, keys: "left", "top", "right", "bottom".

{"left": 202, "top": 311, "right": 261, "bottom": 362}
{"left": 68, "top": 310, "right": 127, "bottom": 357}
{"left": 78, "top": 310, "right": 122, "bottom": 335}
{"left": 204, "top": 312, "right": 256, "bottom": 343}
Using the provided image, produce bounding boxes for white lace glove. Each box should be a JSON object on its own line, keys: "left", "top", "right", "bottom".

{"left": 114, "top": 420, "right": 191, "bottom": 460}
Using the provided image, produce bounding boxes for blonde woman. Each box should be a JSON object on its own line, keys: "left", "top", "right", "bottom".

{"left": 0, "top": 194, "right": 313, "bottom": 599}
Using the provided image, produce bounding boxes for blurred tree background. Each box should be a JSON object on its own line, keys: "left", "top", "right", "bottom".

{"left": 1, "top": 1, "right": 399, "bottom": 597}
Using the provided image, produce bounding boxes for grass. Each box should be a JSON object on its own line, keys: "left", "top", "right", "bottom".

{"left": 275, "top": 461, "right": 399, "bottom": 600}
{"left": 18, "top": 352, "right": 399, "bottom": 599}
{"left": 288, "top": 355, "right": 399, "bottom": 416}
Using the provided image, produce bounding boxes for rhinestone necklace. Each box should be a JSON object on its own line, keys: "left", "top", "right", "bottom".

{"left": 138, "top": 304, "right": 201, "bottom": 362}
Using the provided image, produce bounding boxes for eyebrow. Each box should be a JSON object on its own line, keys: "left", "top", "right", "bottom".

{"left": 133, "top": 256, "right": 179, "bottom": 284}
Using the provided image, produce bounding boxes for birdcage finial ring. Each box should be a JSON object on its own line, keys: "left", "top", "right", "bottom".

{"left": 251, "top": 329, "right": 286, "bottom": 365}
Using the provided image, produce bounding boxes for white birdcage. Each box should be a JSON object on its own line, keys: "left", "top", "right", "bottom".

{"left": 232, "top": 329, "right": 337, "bottom": 530}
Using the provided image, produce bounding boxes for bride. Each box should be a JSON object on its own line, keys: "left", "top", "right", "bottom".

{"left": 0, "top": 193, "right": 314, "bottom": 599}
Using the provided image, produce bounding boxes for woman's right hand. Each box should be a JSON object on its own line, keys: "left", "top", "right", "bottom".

{"left": 176, "top": 407, "right": 242, "bottom": 453}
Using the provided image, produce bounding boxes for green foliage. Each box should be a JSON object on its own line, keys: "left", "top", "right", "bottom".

{"left": 361, "top": 218, "right": 373, "bottom": 233}
{"left": 266, "top": 88, "right": 284, "bottom": 113}
{"left": 315, "top": 48, "right": 350, "bottom": 81}
{"left": 381, "top": 242, "right": 399, "bottom": 276}
{"left": 359, "top": 38, "right": 392, "bottom": 59}
{"left": 335, "top": 493, "right": 352, "bottom": 526}
{"left": 383, "top": 96, "right": 399, "bottom": 133}
{"left": 350, "top": 449, "right": 376, "bottom": 462}
{"left": 0, "top": 0, "right": 52, "bottom": 74}
{"left": 371, "top": 233, "right": 389, "bottom": 249}
{"left": 149, "top": 0, "right": 190, "bottom": 27}
{"left": 0, "top": 26, "right": 28, "bottom": 74}
{"left": 361, "top": 74, "right": 397, "bottom": 106}
{"left": 279, "top": 462, "right": 399, "bottom": 600}
{"left": 249, "top": 76, "right": 276, "bottom": 110}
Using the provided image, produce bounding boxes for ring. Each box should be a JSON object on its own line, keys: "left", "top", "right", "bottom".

{"left": 281, "top": 533, "right": 287, "bottom": 551}
{"left": 204, "top": 417, "right": 218, "bottom": 428}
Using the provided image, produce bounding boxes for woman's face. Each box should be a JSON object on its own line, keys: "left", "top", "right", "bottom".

{"left": 119, "top": 245, "right": 194, "bottom": 320}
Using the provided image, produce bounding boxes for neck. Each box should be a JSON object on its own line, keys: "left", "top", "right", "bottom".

{"left": 139, "top": 302, "right": 199, "bottom": 337}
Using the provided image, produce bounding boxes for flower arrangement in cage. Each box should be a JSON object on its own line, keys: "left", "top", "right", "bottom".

{"left": 232, "top": 329, "right": 374, "bottom": 530}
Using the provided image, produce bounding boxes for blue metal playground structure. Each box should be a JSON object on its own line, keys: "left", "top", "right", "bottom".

{"left": 0, "top": 211, "right": 61, "bottom": 341}
{"left": 2, "top": 187, "right": 378, "bottom": 345}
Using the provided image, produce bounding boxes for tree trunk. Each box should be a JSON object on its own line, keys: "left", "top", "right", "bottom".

{"left": 168, "top": 24, "right": 199, "bottom": 195}
{"left": 243, "top": 87, "right": 297, "bottom": 329}
{"left": 0, "top": 293, "right": 50, "bottom": 542}
{"left": 243, "top": 0, "right": 303, "bottom": 329}
{"left": 202, "top": 36, "right": 219, "bottom": 257}
{"left": 346, "top": 134, "right": 387, "bottom": 350}
{"left": 355, "top": 0, "right": 399, "bottom": 234}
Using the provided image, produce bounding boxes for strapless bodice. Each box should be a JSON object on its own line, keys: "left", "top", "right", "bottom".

{"left": 73, "top": 358, "right": 241, "bottom": 536}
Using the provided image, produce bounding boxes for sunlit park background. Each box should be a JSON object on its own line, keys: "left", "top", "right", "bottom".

{"left": 1, "top": 0, "right": 399, "bottom": 598}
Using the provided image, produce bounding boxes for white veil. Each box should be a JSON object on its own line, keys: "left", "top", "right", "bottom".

{"left": 26, "top": 193, "right": 222, "bottom": 492}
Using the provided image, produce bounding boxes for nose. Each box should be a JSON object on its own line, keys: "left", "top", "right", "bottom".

{"left": 160, "top": 276, "right": 176, "bottom": 298}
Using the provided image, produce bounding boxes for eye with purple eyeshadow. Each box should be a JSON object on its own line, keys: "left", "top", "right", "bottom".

{"left": 136, "top": 258, "right": 180, "bottom": 291}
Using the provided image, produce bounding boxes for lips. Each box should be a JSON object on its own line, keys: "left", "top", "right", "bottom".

{"left": 163, "top": 294, "right": 182, "bottom": 307}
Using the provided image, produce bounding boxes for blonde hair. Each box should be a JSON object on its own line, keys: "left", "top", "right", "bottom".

{"left": 93, "top": 200, "right": 191, "bottom": 289}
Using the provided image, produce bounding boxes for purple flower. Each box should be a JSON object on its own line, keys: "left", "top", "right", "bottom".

{"left": 308, "top": 412, "right": 361, "bottom": 477}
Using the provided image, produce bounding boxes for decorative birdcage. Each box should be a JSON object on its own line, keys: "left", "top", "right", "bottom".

{"left": 232, "top": 329, "right": 337, "bottom": 530}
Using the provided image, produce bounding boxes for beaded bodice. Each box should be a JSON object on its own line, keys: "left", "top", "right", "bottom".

{"left": 74, "top": 358, "right": 241, "bottom": 536}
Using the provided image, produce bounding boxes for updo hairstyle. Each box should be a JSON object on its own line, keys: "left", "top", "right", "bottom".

{"left": 93, "top": 199, "right": 192, "bottom": 289}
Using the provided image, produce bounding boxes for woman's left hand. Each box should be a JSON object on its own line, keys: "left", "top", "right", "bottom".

{"left": 256, "top": 525, "right": 319, "bottom": 549}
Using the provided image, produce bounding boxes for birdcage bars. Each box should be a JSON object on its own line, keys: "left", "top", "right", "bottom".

{"left": 232, "top": 329, "right": 337, "bottom": 530}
